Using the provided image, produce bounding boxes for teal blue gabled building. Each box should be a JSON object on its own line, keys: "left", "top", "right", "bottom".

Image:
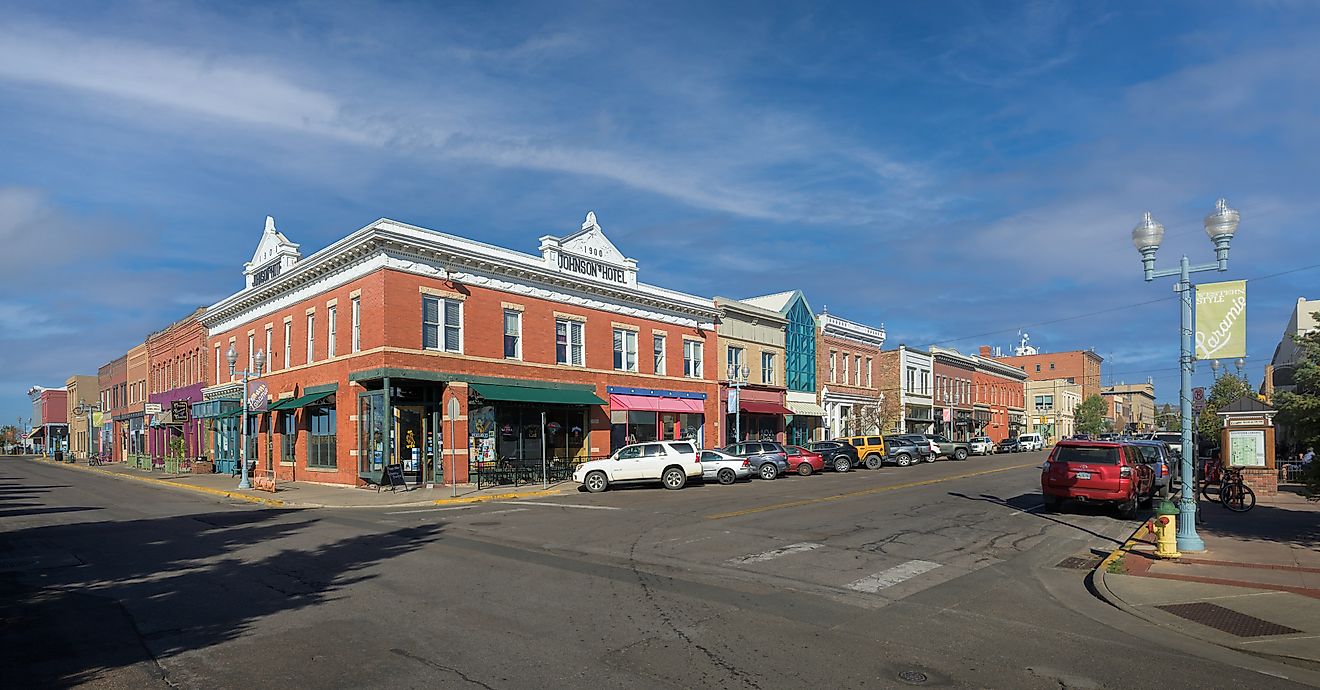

{"left": 742, "top": 290, "right": 822, "bottom": 445}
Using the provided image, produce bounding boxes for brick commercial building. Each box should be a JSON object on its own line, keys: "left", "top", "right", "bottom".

{"left": 713, "top": 297, "right": 789, "bottom": 444}
{"left": 146, "top": 308, "right": 208, "bottom": 470}
{"left": 98, "top": 355, "right": 128, "bottom": 461}
{"left": 124, "top": 343, "right": 150, "bottom": 463}
{"left": 816, "top": 311, "right": 886, "bottom": 438}
{"left": 973, "top": 349, "right": 1028, "bottom": 443}
{"left": 930, "top": 347, "right": 975, "bottom": 441}
{"left": 876, "top": 345, "right": 933, "bottom": 434}
{"left": 994, "top": 348, "right": 1104, "bottom": 400}
{"left": 1103, "top": 382, "right": 1156, "bottom": 434}
{"left": 198, "top": 213, "right": 721, "bottom": 487}
{"left": 27, "top": 386, "right": 68, "bottom": 455}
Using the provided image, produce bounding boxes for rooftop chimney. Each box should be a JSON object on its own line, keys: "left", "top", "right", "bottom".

{"left": 979, "top": 345, "right": 992, "bottom": 357}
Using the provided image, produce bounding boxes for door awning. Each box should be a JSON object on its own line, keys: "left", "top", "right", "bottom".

{"left": 470, "top": 383, "right": 605, "bottom": 406}
{"left": 740, "top": 401, "right": 794, "bottom": 415}
{"left": 786, "top": 400, "right": 826, "bottom": 417}
{"left": 27, "top": 427, "right": 45, "bottom": 439}
{"left": 609, "top": 394, "right": 704, "bottom": 413}
{"left": 268, "top": 392, "right": 334, "bottom": 411}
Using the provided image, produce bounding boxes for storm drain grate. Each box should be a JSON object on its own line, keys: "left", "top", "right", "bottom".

{"left": 1055, "top": 556, "right": 1101, "bottom": 570}
{"left": 1155, "top": 602, "right": 1302, "bottom": 637}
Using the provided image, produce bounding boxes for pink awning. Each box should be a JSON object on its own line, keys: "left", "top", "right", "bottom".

{"left": 609, "top": 394, "right": 704, "bottom": 414}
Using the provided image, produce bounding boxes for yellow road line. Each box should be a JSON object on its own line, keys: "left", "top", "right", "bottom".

{"left": 705, "top": 462, "right": 1041, "bottom": 520}
{"left": 433, "top": 487, "right": 574, "bottom": 506}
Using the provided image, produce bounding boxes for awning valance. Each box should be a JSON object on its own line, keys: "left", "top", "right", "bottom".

{"left": 609, "top": 394, "right": 704, "bottom": 413}
{"left": 740, "top": 401, "right": 794, "bottom": 415}
{"left": 268, "top": 392, "right": 334, "bottom": 411}
{"left": 471, "top": 383, "right": 605, "bottom": 406}
{"left": 786, "top": 400, "right": 826, "bottom": 417}
{"left": 27, "top": 427, "right": 44, "bottom": 439}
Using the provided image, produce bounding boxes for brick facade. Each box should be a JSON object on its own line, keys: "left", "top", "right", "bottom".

{"left": 972, "top": 352, "right": 1027, "bottom": 443}
{"left": 147, "top": 309, "right": 208, "bottom": 460}
{"left": 201, "top": 214, "right": 721, "bottom": 487}
{"left": 993, "top": 349, "right": 1104, "bottom": 400}
{"left": 99, "top": 355, "right": 128, "bottom": 461}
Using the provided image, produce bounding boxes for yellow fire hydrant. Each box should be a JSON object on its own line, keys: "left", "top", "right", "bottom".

{"left": 1153, "top": 500, "right": 1181, "bottom": 559}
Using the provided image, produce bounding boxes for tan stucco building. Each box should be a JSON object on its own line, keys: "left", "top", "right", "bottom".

{"left": 714, "top": 297, "right": 789, "bottom": 444}
{"left": 1103, "top": 382, "right": 1156, "bottom": 433}
{"left": 65, "top": 374, "right": 99, "bottom": 458}
{"left": 1026, "top": 378, "right": 1081, "bottom": 442}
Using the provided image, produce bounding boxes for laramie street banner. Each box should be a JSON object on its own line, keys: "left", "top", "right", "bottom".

{"left": 1195, "top": 280, "right": 1247, "bottom": 360}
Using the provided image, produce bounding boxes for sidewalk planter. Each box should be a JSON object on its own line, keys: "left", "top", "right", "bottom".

{"left": 192, "top": 459, "right": 214, "bottom": 474}
{"left": 164, "top": 456, "right": 181, "bottom": 474}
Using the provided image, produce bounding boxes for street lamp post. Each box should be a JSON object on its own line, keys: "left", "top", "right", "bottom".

{"left": 226, "top": 345, "right": 266, "bottom": 490}
{"left": 74, "top": 402, "right": 101, "bottom": 460}
{"left": 1131, "top": 198, "right": 1240, "bottom": 552}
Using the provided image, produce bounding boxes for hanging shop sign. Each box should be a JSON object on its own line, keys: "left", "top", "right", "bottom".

{"left": 144, "top": 402, "right": 162, "bottom": 415}
{"left": 171, "top": 400, "right": 192, "bottom": 424}
{"left": 1195, "top": 280, "right": 1247, "bottom": 359}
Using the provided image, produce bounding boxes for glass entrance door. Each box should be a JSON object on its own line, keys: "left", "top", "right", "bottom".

{"left": 358, "top": 391, "right": 386, "bottom": 473}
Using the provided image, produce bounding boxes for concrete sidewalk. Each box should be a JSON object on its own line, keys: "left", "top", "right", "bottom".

{"left": 21, "top": 456, "right": 578, "bottom": 508}
{"left": 1097, "top": 488, "right": 1320, "bottom": 669}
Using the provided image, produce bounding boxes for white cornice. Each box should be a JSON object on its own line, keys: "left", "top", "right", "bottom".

{"left": 818, "top": 313, "right": 886, "bottom": 347}
{"left": 202, "top": 219, "right": 720, "bottom": 332}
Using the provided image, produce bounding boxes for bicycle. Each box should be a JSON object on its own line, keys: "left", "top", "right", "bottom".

{"left": 1218, "top": 466, "right": 1256, "bottom": 513}
{"left": 88, "top": 450, "right": 109, "bottom": 466}
{"left": 1199, "top": 458, "right": 1224, "bottom": 502}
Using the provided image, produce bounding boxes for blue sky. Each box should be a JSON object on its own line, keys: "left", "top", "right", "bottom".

{"left": 3, "top": 1, "right": 1318, "bottom": 427}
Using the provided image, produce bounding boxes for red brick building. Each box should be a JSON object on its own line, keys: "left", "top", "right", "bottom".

{"left": 98, "top": 355, "right": 128, "bottom": 461}
{"left": 199, "top": 213, "right": 721, "bottom": 487}
{"left": 930, "top": 347, "right": 975, "bottom": 440}
{"left": 973, "top": 348, "right": 1028, "bottom": 443}
{"left": 146, "top": 309, "right": 208, "bottom": 465}
{"left": 816, "top": 312, "right": 886, "bottom": 438}
{"left": 994, "top": 348, "right": 1104, "bottom": 400}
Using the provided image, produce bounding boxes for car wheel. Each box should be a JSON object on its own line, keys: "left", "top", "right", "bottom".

{"left": 864, "top": 454, "right": 883, "bottom": 470}
{"left": 717, "top": 468, "right": 736, "bottom": 485}
{"left": 954, "top": 448, "right": 968, "bottom": 461}
{"left": 797, "top": 462, "right": 813, "bottom": 476}
{"left": 584, "top": 471, "right": 608, "bottom": 493}
{"left": 759, "top": 463, "right": 778, "bottom": 480}
{"left": 1117, "top": 492, "right": 1138, "bottom": 519}
{"left": 833, "top": 456, "right": 851, "bottom": 473}
{"left": 924, "top": 453, "right": 937, "bottom": 463}
{"left": 895, "top": 453, "right": 912, "bottom": 467}
{"left": 662, "top": 467, "right": 687, "bottom": 490}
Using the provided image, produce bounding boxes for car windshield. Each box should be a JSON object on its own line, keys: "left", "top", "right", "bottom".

{"left": 1053, "top": 446, "right": 1120, "bottom": 464}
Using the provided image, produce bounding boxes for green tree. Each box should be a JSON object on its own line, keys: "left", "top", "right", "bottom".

{"left": 1273, "top": 312, "right": 1320, "bottom": 500}
{"left": 1196, "top": 373, "right": 1253, "bottom": 444}
{"left": 1156, "top": 403, "right": 1180, "bottom": 431}
{"left": 1074, "top": 394, "right": 1108, "bottom": 435}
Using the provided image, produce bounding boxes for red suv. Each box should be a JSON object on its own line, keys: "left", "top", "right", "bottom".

{"left": 1041, "top": 440, "right": 1154, "bottom": 518}
{"left": 785, "top": 446, "right": 825, "bottom": 476}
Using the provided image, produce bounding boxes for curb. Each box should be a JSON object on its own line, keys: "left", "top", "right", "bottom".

{"left": 1092, "top": 524, "right": 1320, "bottom": 671}
{"left": 26, "top": 456, "right": 578, "bottom": 509}
{"left": 431, "top": 486, "right": 577, "bottom": 506}
{"left": 31, "top": 458, "right": 287, "bottom": 507}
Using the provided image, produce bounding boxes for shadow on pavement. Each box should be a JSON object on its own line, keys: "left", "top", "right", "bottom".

{"left": 1195, "top": 499, "right": 1320, "bottom": 551}
{"left": 948, "top": 491, "right": 1126, "bottom": 545}
{"left": 0, "top": 508, "right": 443, "bottom": 688}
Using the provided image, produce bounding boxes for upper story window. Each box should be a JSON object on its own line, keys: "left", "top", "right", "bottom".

{"left": 422, "top": 296, "right": 462, "bottom": 353}
{"left": 855, "top": 355, "right": 862, "bottom": 386}
{"left": 761, "top": 351, "right": 775, "bottom": 385}
{"left": 684, "top": 340, "right": 704, "bottom": 378}
{"left": 842, "top": 352, "right": 849, "bottom": 382}
{"left": 351, "top": 296, "right": 361, "bottom": 353}
{"left": 556, "top": 319, "right": 584, "bottom": 366}
{"left": 866, "top": 358, "right": 872, "bottom": 388}
{"left": 306, "top": 314, "right": 316, "bottom": 363}
{"left": 503, "top": 310, "right": 522, "bottom": 359}
{"left": 614, "top": 328, "right": 638, "bottom": 371}
{"left": 283, "top": 322, "right": 292, "bottom": 370}
{"left": 327, "top": 306, "right": 338, "bottom": 358}
{"left": 829, "top": 351, "right": 837, "bottom": 383}
{"left": 728, "top": 346, "right": 745, "bottom": 378}
{"left": 653, "top": 334, "right": 666, "bottom": 375}
{"left": 906, "top": 367, "right": 916, "bottom": 393}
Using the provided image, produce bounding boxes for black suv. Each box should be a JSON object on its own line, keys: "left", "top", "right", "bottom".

{"left": 722, "top": 441, "right": 790, "bottom": 480}
{"left": 807, "top": 440, "right": 860, "bottom": 473}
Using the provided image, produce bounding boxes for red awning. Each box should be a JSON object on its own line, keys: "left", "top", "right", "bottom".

{"left": 739, "top": 401, "right": 794, "bottom": 415}
{"left": 609, "top": 394, "right": 705, "bottom": 414}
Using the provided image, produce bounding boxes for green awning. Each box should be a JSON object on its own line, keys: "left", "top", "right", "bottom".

{"left": 213, "top": 409, "right": 244, "bottom": 419}
{"left": 268, "top": 392, "right": 334, "bottom": 411}
{"left": 470, "top": 383, "right": 605, "bottom": 406}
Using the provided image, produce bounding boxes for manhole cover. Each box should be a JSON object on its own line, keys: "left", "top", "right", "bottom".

{"left": 897, "top": 670, "right": 929, "bottom": 684}
{"left": 1155, "top": 602, "right": 1302, "bottom": 637}
{"left": 1055, "top": 556, "right": 1101, "bottom": 570}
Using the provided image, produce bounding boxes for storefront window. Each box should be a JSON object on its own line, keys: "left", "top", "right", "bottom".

{"left": 281, "top": 411, "right": 297, "bottom": 463}
{"left": 359, "top": 393, "right": 386, "bottom": 472}
{"left": 627, "top": 410, "right": 656, "bottom": 444}
{"left": 308, "top": 406, "right": 336, "bottom": 468}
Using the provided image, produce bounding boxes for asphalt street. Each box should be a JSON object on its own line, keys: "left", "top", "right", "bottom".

{"left": 2, "top": 453, "right": 1314, "bottom": 689}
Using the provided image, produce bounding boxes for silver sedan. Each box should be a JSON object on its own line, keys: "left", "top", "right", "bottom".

{"left": 699, "top": 450, "right": 753, "bottom": 485}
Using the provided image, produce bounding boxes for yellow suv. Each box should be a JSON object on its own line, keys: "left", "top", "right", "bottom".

{"left": 839, "top": 435, "right": 886, "bottom": 469}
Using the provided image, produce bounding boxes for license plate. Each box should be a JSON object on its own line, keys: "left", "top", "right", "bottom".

{"left": 1075, "top": 472, "right": 1091, "bottom": 480}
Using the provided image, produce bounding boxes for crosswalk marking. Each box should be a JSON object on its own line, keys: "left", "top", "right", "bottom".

{"left": 728, "top": 542, "right": 823, "bottom": 565}
{"left": 846, "top": 560, "right": 942, "bottom": 593}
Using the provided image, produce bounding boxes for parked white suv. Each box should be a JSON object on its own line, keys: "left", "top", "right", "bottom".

{"left": 1017, "top": 433, "right": 1044, "bottom": 452}
{"left": 574, "top": 441, "right": 702, "bottom": 493}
